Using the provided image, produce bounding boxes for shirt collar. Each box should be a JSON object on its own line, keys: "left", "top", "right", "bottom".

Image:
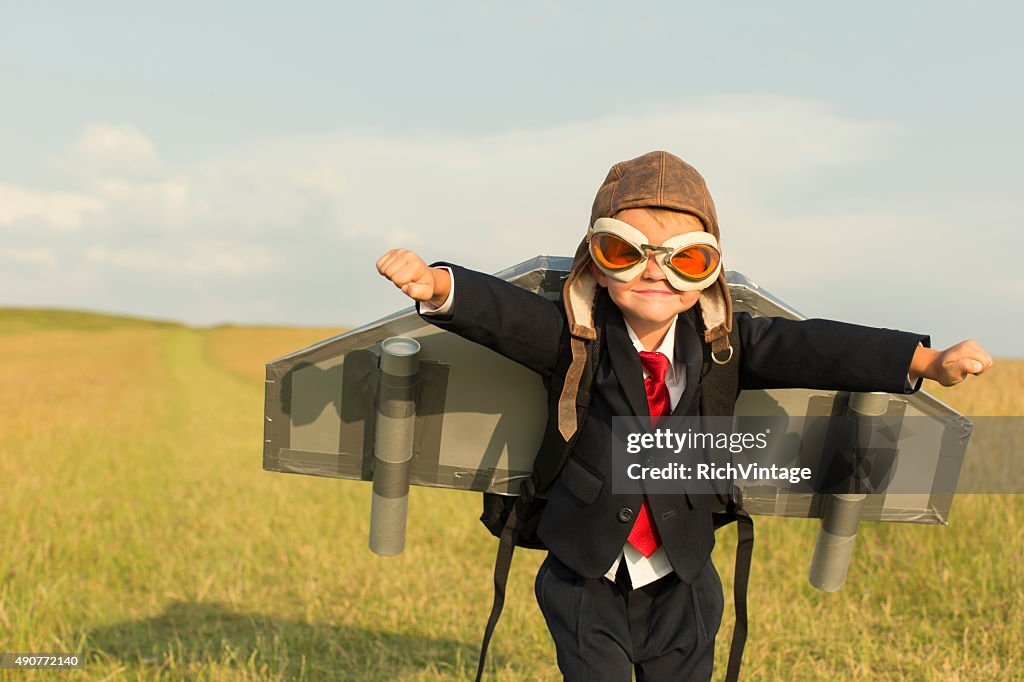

{"left": 624, "top": 316, "right": 678, "bottom": 379}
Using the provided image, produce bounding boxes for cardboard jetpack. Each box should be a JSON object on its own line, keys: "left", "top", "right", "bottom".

{"left": 264, "top": 256, "right": 972, "bottom": 591}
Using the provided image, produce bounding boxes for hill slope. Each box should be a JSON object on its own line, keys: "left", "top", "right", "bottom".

{"left": 0, "top": 307, "right": 185, "bottom": 333}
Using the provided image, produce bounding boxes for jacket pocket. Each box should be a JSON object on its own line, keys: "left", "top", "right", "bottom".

{"left": 557, "top": 456, "right": 604, "bottom": 504}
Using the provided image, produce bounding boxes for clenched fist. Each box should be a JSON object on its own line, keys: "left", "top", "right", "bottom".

{"left": 375, "top": 249, "right": 452, "bottom": 308}
{"left": 910, "top": 339, "right": 994, "bottom": 387}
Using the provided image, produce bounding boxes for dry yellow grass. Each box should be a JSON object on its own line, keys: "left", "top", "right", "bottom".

{"left": 202, "top": 326, "right": 345, "bottom": 384}
{"left": 926, "top": 358, "right": 1024, "bottom": 416}
{"left": 0, "top": 314, "right": 1020, "bottom": 681}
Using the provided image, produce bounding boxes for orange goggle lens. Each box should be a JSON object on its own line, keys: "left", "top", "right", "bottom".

{"left": 591, "top": 233, "right": 644, "bottom": 270}
{"left": 592, "top": 232, "right": 721, "bottom": 281}
{"left": 670, "top": 244, "right": 720, "bottom": 280}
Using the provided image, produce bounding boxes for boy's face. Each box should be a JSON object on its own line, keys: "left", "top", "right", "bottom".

{"left": 590, "top": 208, "right": 704, "bottom": 330}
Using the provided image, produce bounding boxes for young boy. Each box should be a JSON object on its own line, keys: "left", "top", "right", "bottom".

{"left": 375, "top": 151, "right": 992, "bottom": 681}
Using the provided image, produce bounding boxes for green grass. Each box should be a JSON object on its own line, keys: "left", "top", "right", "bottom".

{"left": 0, "top": 310, "right": 1021, "bottom": 680}
{"left": 0, "top": 307, "right": 184, "bottom": 333}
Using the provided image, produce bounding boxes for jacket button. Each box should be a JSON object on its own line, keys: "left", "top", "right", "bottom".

{"left": 617, "top": 507, "right": 634, "bottom": 523}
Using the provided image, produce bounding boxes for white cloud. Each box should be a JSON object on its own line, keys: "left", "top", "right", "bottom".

{"left": 0, "top": 182, "right": 106, "bottom": 230}
{"left": 84, "top": 240, "right": 273, "bottom": 276}
{"left": 0, "top": 246, "right": 58, "bottom": 267}
{"left": 95, "top": 176, "right": 191, "bottom": 207}
{"left": 722, "top": 210, "right": 954, "bottom": 291}
{"left": 0, "top": 99, "right": 907, "bottom": 307}
{"left": 11, "top": 96, "right": 891, "bottom": 246}
{"left": 68, "top": 123, "right": 163, "bottom": 179}
{"left": 1, "top": 97, "right": 1017, "bottom": 353}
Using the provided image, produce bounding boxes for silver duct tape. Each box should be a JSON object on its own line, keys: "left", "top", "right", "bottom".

{"left": 377, "top": 399, "right": 417, "bottom": 419}
{"left": 848, "top": 391, "right": 890, "bottom": 417}
{"left": 819, "top": 493, "right": 868, "bottom": 538}
{"left": 377, "top": 371, "right": 418, "bottom": 417}
{"left": 373, "top": 459, "right": 412, "bottom": 498}
{"left": 374, "top": 411, "right": 416, "bottom": 461}
{"left": 379, "top": 373, "right": 418, "bottom": 391}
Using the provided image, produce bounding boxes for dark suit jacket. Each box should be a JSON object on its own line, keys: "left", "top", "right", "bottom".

{"left": 421, "top": 263, "right": 929, "bottom": 583}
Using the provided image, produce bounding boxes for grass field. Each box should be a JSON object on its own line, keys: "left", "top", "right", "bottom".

{"left": 0, "top": 309, "right": 1021, "bottom": 681}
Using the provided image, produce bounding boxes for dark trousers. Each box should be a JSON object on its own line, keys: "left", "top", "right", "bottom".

{"left": 535, "top": 553, "right": 724, "bottom": 682}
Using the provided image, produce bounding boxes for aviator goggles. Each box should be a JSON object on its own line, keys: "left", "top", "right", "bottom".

{"left": 587, "top": 217, "right": 722, "bottom": 291}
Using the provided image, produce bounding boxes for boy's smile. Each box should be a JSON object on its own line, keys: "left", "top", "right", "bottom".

{"left": 590, "top": 208, "right": 706, "bottom": 349}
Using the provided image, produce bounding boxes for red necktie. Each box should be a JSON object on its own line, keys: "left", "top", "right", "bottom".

{"left": 627, "top": 351, "right": 670, "bottom": 558}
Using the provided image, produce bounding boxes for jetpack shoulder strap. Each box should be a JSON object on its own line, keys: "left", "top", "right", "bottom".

{"left": 475, "top": 496, "right": 522, "bottom": 682}
{"left": 724, "top": 508, "right": 754, "bottom": 682}
{"left": 691, "top": 307, "right": 753, "bottom": 682}
{"left": 533, "top": 291, "right": 608, "bottom": 492}
{"left": 695, "top": 308, "right": 742, "bottom": 415}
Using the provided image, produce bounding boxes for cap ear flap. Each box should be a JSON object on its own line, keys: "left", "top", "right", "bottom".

{"left": 562, "top": 250, "right": 599, "bottom": 331}
{"left": 558, "top": 248, "right": 601, "bottom": 439}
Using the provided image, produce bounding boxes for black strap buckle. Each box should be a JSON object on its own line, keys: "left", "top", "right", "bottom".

{"left": 728, "top": 486, "right": 744, "bottom": 513}
{"left": 519, "top": 476, "right": 537, "bottom": 502}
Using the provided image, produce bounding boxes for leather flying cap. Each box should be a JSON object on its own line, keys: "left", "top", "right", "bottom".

{"left": 555, "top": 151, "right": 733, "bottom": 441}
{"left": 589, "top": 151, "right": 719, "bottom": 238}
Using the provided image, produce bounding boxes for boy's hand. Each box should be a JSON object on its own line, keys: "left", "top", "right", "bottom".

{"left": 909, "top": 339, "right": 994, "bottom": 387}
{"left": 375, "top": 249, "right": 452, "bottom": 307}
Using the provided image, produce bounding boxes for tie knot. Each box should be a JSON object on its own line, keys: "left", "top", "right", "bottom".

{"left": 638, "top": 351, "right": 670, "bottom": 383}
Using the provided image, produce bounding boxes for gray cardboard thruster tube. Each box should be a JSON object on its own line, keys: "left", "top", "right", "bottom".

{"left": 369, "top": 337, "right": 420, "bottom": 557}
{"left": 808, "top": 392, "right": 889, "bottom": 592}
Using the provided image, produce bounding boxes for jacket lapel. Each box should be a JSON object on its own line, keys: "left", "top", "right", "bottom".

{"left": 672, "top": 310, "right": 705, "bottom": 416}
{"left": 604, "top": 305, "right": 651, "bottom": 423}
{"left": 602, "top": 304, "right": 705, "bottom": 419}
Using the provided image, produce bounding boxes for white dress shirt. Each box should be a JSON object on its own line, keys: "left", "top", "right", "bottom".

{"left": 602, "top": 317, "right": 684, "bottom": 589}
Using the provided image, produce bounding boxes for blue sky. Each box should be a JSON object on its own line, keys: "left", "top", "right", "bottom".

{"left": 1, "top": 2, "right": 1021, "bottom": 355}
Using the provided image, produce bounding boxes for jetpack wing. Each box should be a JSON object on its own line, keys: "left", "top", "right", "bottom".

{"left": 264, "top": 256, "right": 970, "bottom": 531}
